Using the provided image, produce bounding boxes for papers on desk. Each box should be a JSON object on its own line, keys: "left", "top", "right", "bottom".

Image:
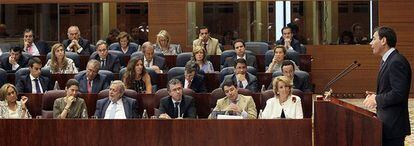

{"left": 217, "top": 115, "right": 243, "bottom": 119}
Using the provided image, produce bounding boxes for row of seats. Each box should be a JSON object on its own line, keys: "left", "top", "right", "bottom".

{"left": 32, "top": 87, "right": 311, "bottom": 119}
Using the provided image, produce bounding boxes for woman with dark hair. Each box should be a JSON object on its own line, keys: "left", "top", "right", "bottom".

{"left": 53, "top": 79, "right": 87, "bottom": 119}
{"left": 123, "top": 58, "right": 152, "bottom": 94}
{"left": 0, "top": 83, "right": 30, "bottom": 119}
{"left": 113, "top": 31, "right": 138, "bottom": 55}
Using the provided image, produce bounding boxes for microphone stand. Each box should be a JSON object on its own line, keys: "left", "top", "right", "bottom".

{"left": 322, "top": 61, "right": 361, "bottom": 100}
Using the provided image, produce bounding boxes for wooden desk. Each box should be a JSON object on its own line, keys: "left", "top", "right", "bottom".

{"left": 0, "top": 119, "right": 312, "bottom": 146}
{"left": 314, "top": 97, "right": 381, "bottom": 146}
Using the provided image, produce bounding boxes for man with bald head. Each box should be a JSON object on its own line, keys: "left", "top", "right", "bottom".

{"left": 62, "top": 25, "right": 92, "bottom": 55}
{"left": 141, "top": 41, "right": 165, "bottom": 73}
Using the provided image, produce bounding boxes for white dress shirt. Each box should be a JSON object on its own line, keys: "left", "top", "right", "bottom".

{"left": 261, "top": 95, "right": 303, "bottom": 119}
{"left": 25, "top": 43, "right": 40, "bottom": 56}
{"left": 104, "top": 99, "right": 126, "bottom": 119}
{"left": 30, "top": 74, "right": 44, "bottom": 93}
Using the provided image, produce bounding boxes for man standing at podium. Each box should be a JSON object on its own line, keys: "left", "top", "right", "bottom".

{"left": 364, "top": 26, "right": 411, "bottom": 146}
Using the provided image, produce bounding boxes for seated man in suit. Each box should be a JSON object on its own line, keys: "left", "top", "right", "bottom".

{"left": 209, "top": 78, "right": 257, "bottom": 119}
{"left": 90, "top": 40, "right": 121, "bottom": 73}
{"left": 192, "top": 26, "right": 222, "bottom": 55}
{"left": 75, "top": 59, "right": 110, "bottom": 94}
{"left": 94, "top": 80, "right": 138, "bottom": 119}
{"left": 268, "top": 60, "right": 312, "bottom": 92}
{"left": 158, "top": 79, "right": 197, "bottom": 119}
{"left": 221, "top": 58, "right": 258, "bottom": 92}
{"left": 142, "top": 42, "right": 165, "bottom": 73}
{"left": 62, "top": 25, "right": 91, "bottom": 55}
{"left": 0, "top": 46, "right": 30, "bottom": 73}
{"left": 223, "top": 39, "right": 257, "bottom": 68}
{"left": 16, "top": 57, "right": 52, "bottom": 93}
{"left": 174, "top": 61, "right": 207, "bottom": 93}
{"left": 21, "top": 29, "right": 50, "bottom": 55}
{"left": 276, "top": 27, "right": 303, "bottom": 54}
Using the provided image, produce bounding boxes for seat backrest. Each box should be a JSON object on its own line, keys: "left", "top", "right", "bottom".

{"left": 42, "top": 90, "right": 66, "bottom": 118}
{"left": 154, "top": 88, "right": 195, "bottom": 108}
{"left": 0, "top": 68, "right": 6, "bottom": 87}
{"left": 98, "top": 70, "right": 114, "bottom": 81}
{"left": 90, "top": 44, "right": 96, "bottom": 52}
{"left": 47, "top": 52, "right": 80, "bottom": 68}
{"left": 108, "top": 42, "right": 120, "bottom": 51}
{"left": 299, "top": 44, "right": 307, "bottom": 54}
{"left": 245, "top": 42, "right": 269, "bottom": 55}
{"left": 220, "top": 50, "right": 236, "bottom": 66}
{"left": 0, "top": 43, "right": 11, "bottom": 52}
{"left": 176, "top": 52, "right": 192, "bottom": 67}
{"left": 167, "top": 67, "right": 185, "bottom": 81}
{"left": 131, "top": 51, "right": 164, "bottom": 59}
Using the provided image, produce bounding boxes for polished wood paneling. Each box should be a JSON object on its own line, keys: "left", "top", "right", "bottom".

{"left": 0, "top": 119, "right": 312, "bottom": 146}
{"left": 315, "top": 97, "right": 382, "bottom": 146}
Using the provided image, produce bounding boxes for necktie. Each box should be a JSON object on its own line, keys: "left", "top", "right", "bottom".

{"left": 146, "top": 60, "right": 150, "bottom": 67}
{"left": 87, "top": 80, "right": 92, "bottom": 93}
{"left": 203, "top": 43, "right": 207, "bottom": 51}
{"left": 174, "top": 102, "right": 180, "bottom": 118}
{"left": 101, "top": 59, "right": 106, "bottom": 68}
{"left": 238, "top": 80, "right": 243, "bottom": 88}
{"left": 34, "top": 78, "right": 42, "bottom": 93}
{"left": 109, "top": 102, "right": 117, "bottom": 119}
{"left": 27, "top": 45, "right": 32, "bottom": 54}
{"left": 187, "top": 80, "right": 192, "bottom": 89}
{"left": 280, "top": 109, "right": 286, "bottom": 118}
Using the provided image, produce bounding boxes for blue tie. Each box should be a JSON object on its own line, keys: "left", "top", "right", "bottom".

{"left": 109, "top": 102, "right": 117, "bottom": 119}
{"left": 34, "top": 78, "right": 41, "bottom": 93}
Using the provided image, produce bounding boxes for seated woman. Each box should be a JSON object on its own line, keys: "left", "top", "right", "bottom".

{"left": 113, "top": 31, "right": 138, "bottom": 55}
{"left": 123, "top": 58, "right": 152, "bottom": 94}
{"left": 190, "top": 45, "right": 214, "bottom": 73}
{"left": 53, "top": 79, "right": 87, "bottom": 119}
{"left": 45, "top": 43, "right": 78, "bottom": 74}
{"left": 266, "top": 45, "right": 299, "bottom": 73}
{"left": 154, "top": 30, "right": 181, "bottom": 55}
{"left": 262, "top": 76, "right": 303, "bottom": 119}
{"left": 0, "top": 84, "right": 30, "bottom": 119}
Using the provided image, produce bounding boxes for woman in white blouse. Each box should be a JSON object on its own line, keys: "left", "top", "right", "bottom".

{"left": 45, "top": 43, "right": 78, "bottom": 74}
{"left": 262, "top": 76, "right": 303, "bottom": 119}
{"left": 0, "top": 83, "right": 31, "bottom": 119}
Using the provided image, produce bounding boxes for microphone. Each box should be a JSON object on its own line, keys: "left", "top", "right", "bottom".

{"left": 322, "top": 61, "right": 361, "bottom": 94}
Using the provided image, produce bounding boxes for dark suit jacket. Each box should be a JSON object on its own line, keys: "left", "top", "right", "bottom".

{"left": 62, "top": 38, "right": 92, "bottom": 55}
{"left": 75, "top": 72, "right": 109, "bottom": 94}
{"left": 276, "top": 38, "right": 303, "bottom": 54}
{"left": 90, "top": 53, "right": 121, "bottom": 73}
{"left": 221, "top": 72, "right": 258, "bottom": 92}
{"left": 0, "top": 53, "right": 30, "bottom": 73}
{"left": 267, "top": 74, "right": 312, "bottom": 92}
{"left": 175, "top": 74, "right": 207, "bottom": 93}
{"left": 159, "top": 95, "right": 197, "bottom": 118}
{"left": 94, "top": 96, "right": 138, "bottom": 119}
{"left": 112, "top": 43, "right": 138, "bottom": 55}
{"left": 152, "top": 55, "right": 165, "bottom": 70}
{"left": 20, "top": 40, "right": 51, "bottom": 55}
{"left": 223, "top": 53, "right": 258, "bottom": 69}
{"left": 375, "top": 50, "right": 411, "bottom": 139}
{"left": 16, "top": 75, "right": 52, "bottom": 93}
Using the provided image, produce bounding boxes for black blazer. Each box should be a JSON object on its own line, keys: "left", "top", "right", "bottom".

{"left": 159, "top": 95, "right": 197, "bottom": 118}
{"left": 223, "top": 53, "right": 258, "bottom": 69}
{"left": 94, "top": 96, "right": 138, "bottom": 119}
{"left": 376, "top": 50, "right": 411, "bottom": 139}
{"left": 276, "top": 38, "right": 303, "bottom": 54}
{"left": 221, "top": 72, "right": 258, "bottom": 92}
{"left": 16, "top": 75, "right": 52, "bottom": 93}
{"left": 0, "top": 53, "right": 30, "bottom": 73}
{"left": 75, "top": 72, "right": 109, "bottom": 94}
{"left": 62, "top": 38, "right": 92, "bottom": 55}
{"left": 90, "top": 53, "right": 121, "bottom": 73}
{"left": 175, "top": 74, "right": 207, "bottom": 93}
{"left": 153, "top": 55, "right": 166, "bottom": 70}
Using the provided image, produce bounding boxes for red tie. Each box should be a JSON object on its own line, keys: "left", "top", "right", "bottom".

{"left": 87, "top": 80, "right": 92, "bottom": 93}
{"left": 27, "top": 46, "right": 32, "bottom": 54}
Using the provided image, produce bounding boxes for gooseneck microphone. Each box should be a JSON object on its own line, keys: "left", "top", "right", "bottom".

{"left": 322, "top": 61, "right": 361, "bottom": 94}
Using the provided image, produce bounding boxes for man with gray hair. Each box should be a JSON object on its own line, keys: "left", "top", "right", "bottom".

{"left": 74, "top": 59, "right": 110, "bottom": 93}
{"left": 94, "top": 80, "right": 138, "bottom": 119}
{"left": 158, "top": 79, "right": 197, "bottom": 119}
{"left": 62, "top": 25, "right": 92, "bottom": 55}
{"left": 141, "top": 41, "right": 165, "bottom": 73}
{"left": 89, "top": 40, "right": 121, "bottom": 73}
